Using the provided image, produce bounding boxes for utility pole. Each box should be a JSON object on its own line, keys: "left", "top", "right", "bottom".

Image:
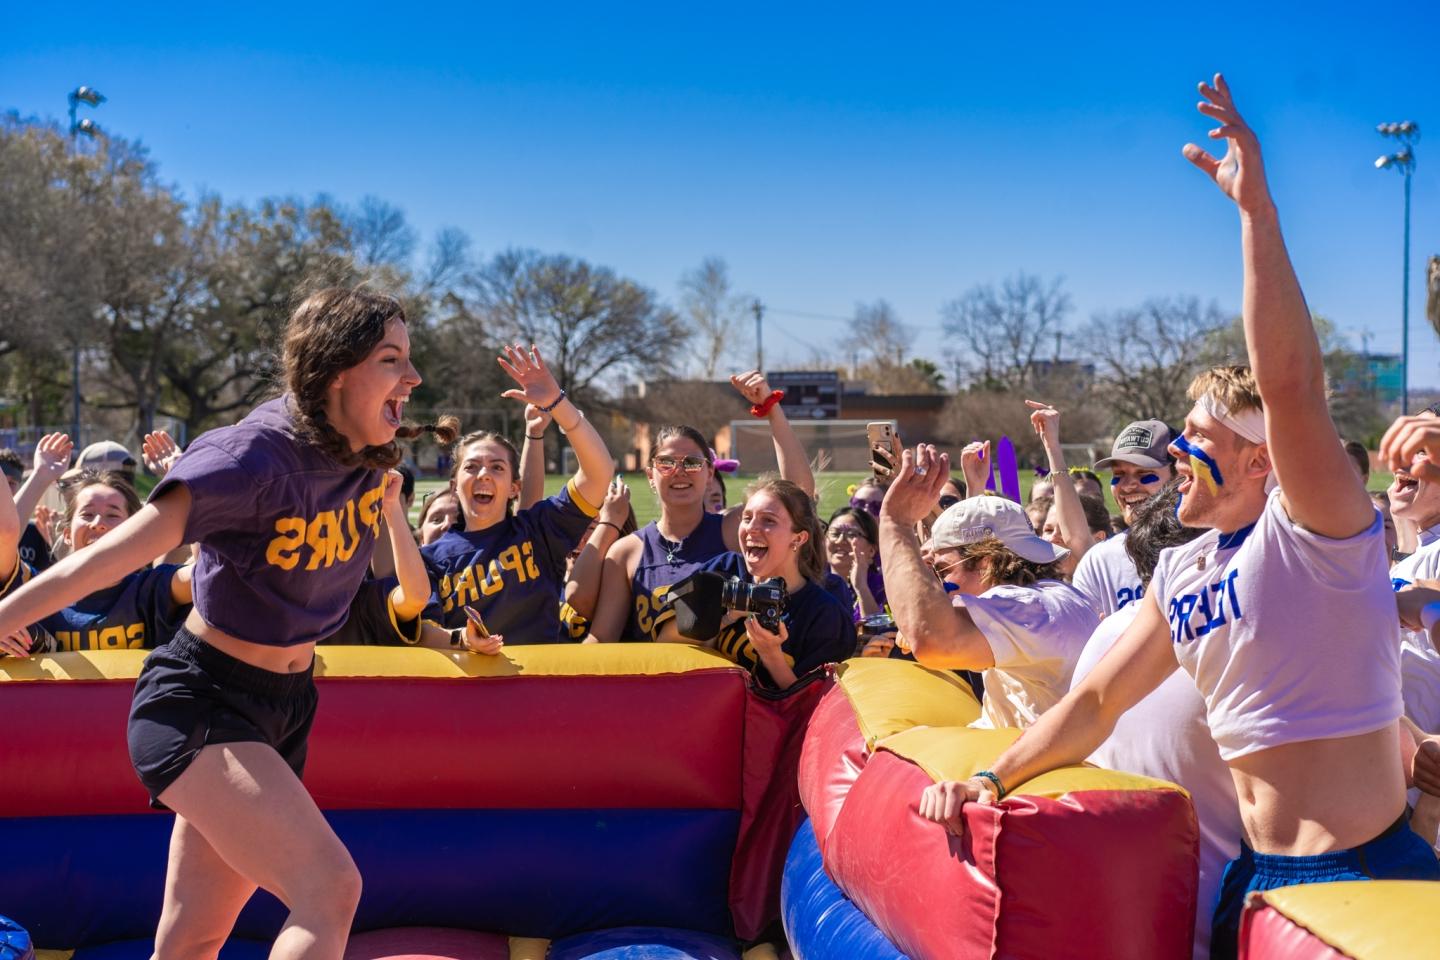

{"left": 752, "top": 299, "right": 764, "bottom": 372}
{"left": 67, "top": 85, "right": 106, "bottom": 447}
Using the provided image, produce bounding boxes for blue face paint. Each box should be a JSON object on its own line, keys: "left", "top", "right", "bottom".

{"left": 1173, "top": 435, "right": 1223, "bottom": 494}
{"left": 1110, "top": 473, "right": 1162, "bottom": 487}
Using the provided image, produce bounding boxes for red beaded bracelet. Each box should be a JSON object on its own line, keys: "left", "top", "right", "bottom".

{"left": 750, "top": 390, "right": 785, "bottom": 418}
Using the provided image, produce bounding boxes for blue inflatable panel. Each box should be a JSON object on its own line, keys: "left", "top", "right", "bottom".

{"left": 0, "top": 914, "right": 34, "bottom": 960}
{"left": 549, "top": 926, "right": 741, "bottom": 960}
{"left": 71, "top": 939, "right": 268, "bottom": 959}
{"left": 781, "top": 820, "right": 908, "bottom": 960}
{"left": 2, "top": 809, "right": 738, "bottom": 949}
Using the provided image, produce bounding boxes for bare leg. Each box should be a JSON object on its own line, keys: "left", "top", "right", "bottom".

{"left": 157, "top": 742, "right": 362, "bottom": 960}
{"left": 151, "top": 816, "right": 259, "bottom": 960}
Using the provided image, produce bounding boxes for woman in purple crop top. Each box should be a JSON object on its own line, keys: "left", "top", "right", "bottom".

{"left": 586, "top": 371, "right": 818, "bottom": 643}
{"left": 0, "top": 287, "right": 455, "bottom": 959}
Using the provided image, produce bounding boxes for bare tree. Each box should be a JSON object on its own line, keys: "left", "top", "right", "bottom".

{"left": 941, "top": 273, "right": 1072, "bottom": 390}
{"left": 679, "top": 256, "right": 748, "bottom": 379}
{"left": 348, "top": 195, "right": 416, "bottom": 268}
{"left": 843, "top": 299, "right": 912, "bottom": 368}
{"left": 1079, "top": 296, "right": 1230, "bottom": 423}
{"left": 461, "top": 249, "right": 689, "bottom": 407}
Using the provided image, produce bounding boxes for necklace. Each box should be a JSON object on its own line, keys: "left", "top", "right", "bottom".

{"left": 658, "top": 530, "right": 685, "bottom": 563}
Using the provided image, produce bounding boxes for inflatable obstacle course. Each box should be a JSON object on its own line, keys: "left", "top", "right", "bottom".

{"left": 0, "top": 646, "right": 823, "bottom": 959}
{"left": 1238, "top": 881, "right": 1440, "bottom": 959}
{"left": 785, "top": 657, "right": 1202, "bottom": 960}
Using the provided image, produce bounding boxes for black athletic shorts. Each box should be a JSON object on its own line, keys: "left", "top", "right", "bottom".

{"left": 127, "top": 626, "right": 318, "bottom": 809}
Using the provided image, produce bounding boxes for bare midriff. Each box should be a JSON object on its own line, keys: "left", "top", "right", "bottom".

{"left": 184, "top": 609, "right": 317, "bottom": 674}
{"left": 1228, "top": 724, "right": 1406, "bottom": 855}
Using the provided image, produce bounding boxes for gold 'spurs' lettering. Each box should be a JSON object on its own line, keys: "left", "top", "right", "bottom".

{"left": 264, "top": 482, "right": 385, "bottom": 572}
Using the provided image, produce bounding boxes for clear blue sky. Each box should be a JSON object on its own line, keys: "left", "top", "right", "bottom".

{"left": 6, "top": 2, "right": 1440, "bottom": 386}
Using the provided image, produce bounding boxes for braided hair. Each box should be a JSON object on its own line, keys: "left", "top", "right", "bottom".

{"left": 282, "top": 287, "right": 457, "bottom": 468}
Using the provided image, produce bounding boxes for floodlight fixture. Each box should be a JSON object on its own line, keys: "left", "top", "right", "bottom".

{"left": 1374, "top": 120, "right": 1420, "bottom": 413}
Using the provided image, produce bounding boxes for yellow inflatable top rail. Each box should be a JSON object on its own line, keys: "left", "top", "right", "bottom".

{"left": 0, "top": 644, "right": 743, "bottom": 683}
{"left": 829, "top": 658, "right": 1185, "bottom": 801}
{"left": 1252, "top": 880, "right": 1440, "bottom": 960}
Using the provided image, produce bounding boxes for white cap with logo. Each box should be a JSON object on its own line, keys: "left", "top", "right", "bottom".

{"left": 928, "top": 495, "right": 1069, "bottom": 565}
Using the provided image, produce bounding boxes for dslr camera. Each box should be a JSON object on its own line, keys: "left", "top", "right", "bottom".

{"left": 668, "top": 571, "right": 788, "bottom": 639}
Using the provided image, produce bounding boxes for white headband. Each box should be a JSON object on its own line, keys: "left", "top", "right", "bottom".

{"left": 1197, "top": 393, "right": 1266, "bottom": 446}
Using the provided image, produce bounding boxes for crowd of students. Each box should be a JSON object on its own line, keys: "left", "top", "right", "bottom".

{"left": 1, "top": 75, "right": 1438, "bottom": 960}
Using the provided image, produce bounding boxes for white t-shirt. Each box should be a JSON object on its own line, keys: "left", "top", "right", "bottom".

{"left": 1389, "top": 532, "right": 1440, "bottom": 733}
{"left": 1073, "top": 605, "right": 1242, "bottom": 960}
{"left": 1070, "top": 532, "right": 1143, "bottom": 618}
{"left": 1151, "top": 490, "right": 1402, "bottom": 761}
{"left": 960, "top": 579, "right": 1100, "bottom": 729}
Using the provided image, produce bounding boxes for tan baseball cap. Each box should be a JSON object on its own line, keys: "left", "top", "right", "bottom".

{"left": 929, "top": 496, "right": 1069, "bottom": 565}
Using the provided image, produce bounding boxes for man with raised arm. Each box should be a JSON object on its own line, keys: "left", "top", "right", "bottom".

{"left": 898, "top": 75, "right": 1439, "bottom": 960}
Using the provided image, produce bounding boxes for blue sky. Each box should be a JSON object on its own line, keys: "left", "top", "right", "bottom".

{"left": 6, "top": 2, "right": 1440, "bottom": 386}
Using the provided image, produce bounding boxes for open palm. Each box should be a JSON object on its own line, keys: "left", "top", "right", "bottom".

{"left": 1182, "top": 73, "right": 1272, "bottom": 213}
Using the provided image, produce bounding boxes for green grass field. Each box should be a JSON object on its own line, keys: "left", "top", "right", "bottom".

{"left": 415, "top": 467, "right": 1398, "bottom": 528}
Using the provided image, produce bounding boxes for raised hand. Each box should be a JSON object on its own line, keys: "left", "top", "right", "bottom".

{"left": 599, "top": 477, "right": 631, "bottom": 527}
{"left": 141, "top": 431, "right": 182, "bottom": 478}
{"left": 730, "top": 370, "right": 774, "bottom": 406}
{"left": 1026, "top": 400, "right": 1061, "bottom": 449}
{"left": 32, "top": 433, "right": 73, "bottom": 482}
{"left": 880, "top": 445, "right": 950, "bottom": 525}
{"left": 524, "top": 403, "right": 552, "bottom": 439}
{"left": 1182, "top": 73, "right": 1273, "bottom": 213}
{"left": 1380, "top": 415, "right": 1440, "bottom": 485}
{"left": 32, "top": 505, "right": 58, "bottom": 546}
{"left": 959, "top": 440, "right": 990, "bottom": 496}
{"left": 849, "top": 536, "right": 877, "bottom": 587}
{"left": 380, "top": 468, "right": 406, "bottom": 515}
{"left": 498, "top": 344, "right": 563, "bottom": 409}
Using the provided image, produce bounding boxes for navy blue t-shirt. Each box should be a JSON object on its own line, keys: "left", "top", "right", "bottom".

{"left": 625, "top": 512, "right": 730, "bottom": 642}
{"left": 17, "top": 524, "right": 51, "bottom": 573}
{"left": 702, "top": 552, "right": 856, "bottom": 690}
{"left": 1, "top": 560, "right": 188, "bottom": 653}
{"left": 421, "top": 480, "right": 596, "bottom": 644}
{"left": 319, "top": 577, "right": 421, "bottom": 646}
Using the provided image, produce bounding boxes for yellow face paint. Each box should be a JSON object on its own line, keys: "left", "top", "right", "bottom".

{"left": 1174, "top": 435, "right": 1223, "bottom": 495}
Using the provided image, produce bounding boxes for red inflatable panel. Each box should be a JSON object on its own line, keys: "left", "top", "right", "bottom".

{"left": 1, "top": 671, "right": 746, "bottom": 817}
{"left": 795, "top": 681, "right": 867, "bottom": 858}
{"left": 729, "top": 675, "right": 830, "bottom": 940}
{"left": 1239, "top": 905, "right": 1350, "bottom": 960}
{"left": 342, "top": 926, "right": 510, "bottom": 959}
{"left": 826, "top": 750, "right": 1197, "bottom": 960}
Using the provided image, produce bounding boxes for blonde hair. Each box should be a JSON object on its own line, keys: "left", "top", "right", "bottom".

{"left": 1187, "top": 365, "right": 1262, "bottom": 415}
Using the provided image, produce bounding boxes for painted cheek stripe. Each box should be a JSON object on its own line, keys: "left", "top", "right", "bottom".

{"left": 1174, "top": 435, "right": 1224, "bottom": 494}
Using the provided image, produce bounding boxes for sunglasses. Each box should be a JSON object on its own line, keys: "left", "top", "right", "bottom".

{"left": 1110, "top": 473, "right": 1162, "bottom": 487}
{"left": 826, "top": 528, "right": 869, "bottom": 543}
{"left": 938, "top": 494, "right": 961, "bottom": 510}
{"left": 653, "top": 455, "right": 708, "bottom": 476}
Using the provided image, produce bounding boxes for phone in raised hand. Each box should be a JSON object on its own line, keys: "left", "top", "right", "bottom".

{"left": 867, "top": 421, "right": 898, "bottom": 486}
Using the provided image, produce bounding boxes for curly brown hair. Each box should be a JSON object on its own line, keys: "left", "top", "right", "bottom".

{"left": 282, "top": 288, "right": 457, "bottom": 469}
{"left": 952, "top": 536, "right": 1063, "bottom": 589}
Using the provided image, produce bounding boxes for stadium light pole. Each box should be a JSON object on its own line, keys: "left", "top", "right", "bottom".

{"left": 67, "top": 85, "right": 106, "bottom": 445}
{"left": 1375, "top": 120, "right": 1418, "bottom": 415}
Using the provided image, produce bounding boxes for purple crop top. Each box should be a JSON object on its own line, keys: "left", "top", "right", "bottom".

{"left": 148, "top": 397, "right": 386, "bottom": 646}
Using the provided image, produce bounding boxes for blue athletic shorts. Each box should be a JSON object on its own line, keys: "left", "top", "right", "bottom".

{"left": 1209, "top": 812, "right": 1440, "bottom": 960}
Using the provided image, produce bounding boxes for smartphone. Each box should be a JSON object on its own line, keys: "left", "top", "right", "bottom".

{"left": 866, "top": 421, "right": 898, "bottom": 485}
{"left": 462, "top": 605, "right": 490, "bottom": 638}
